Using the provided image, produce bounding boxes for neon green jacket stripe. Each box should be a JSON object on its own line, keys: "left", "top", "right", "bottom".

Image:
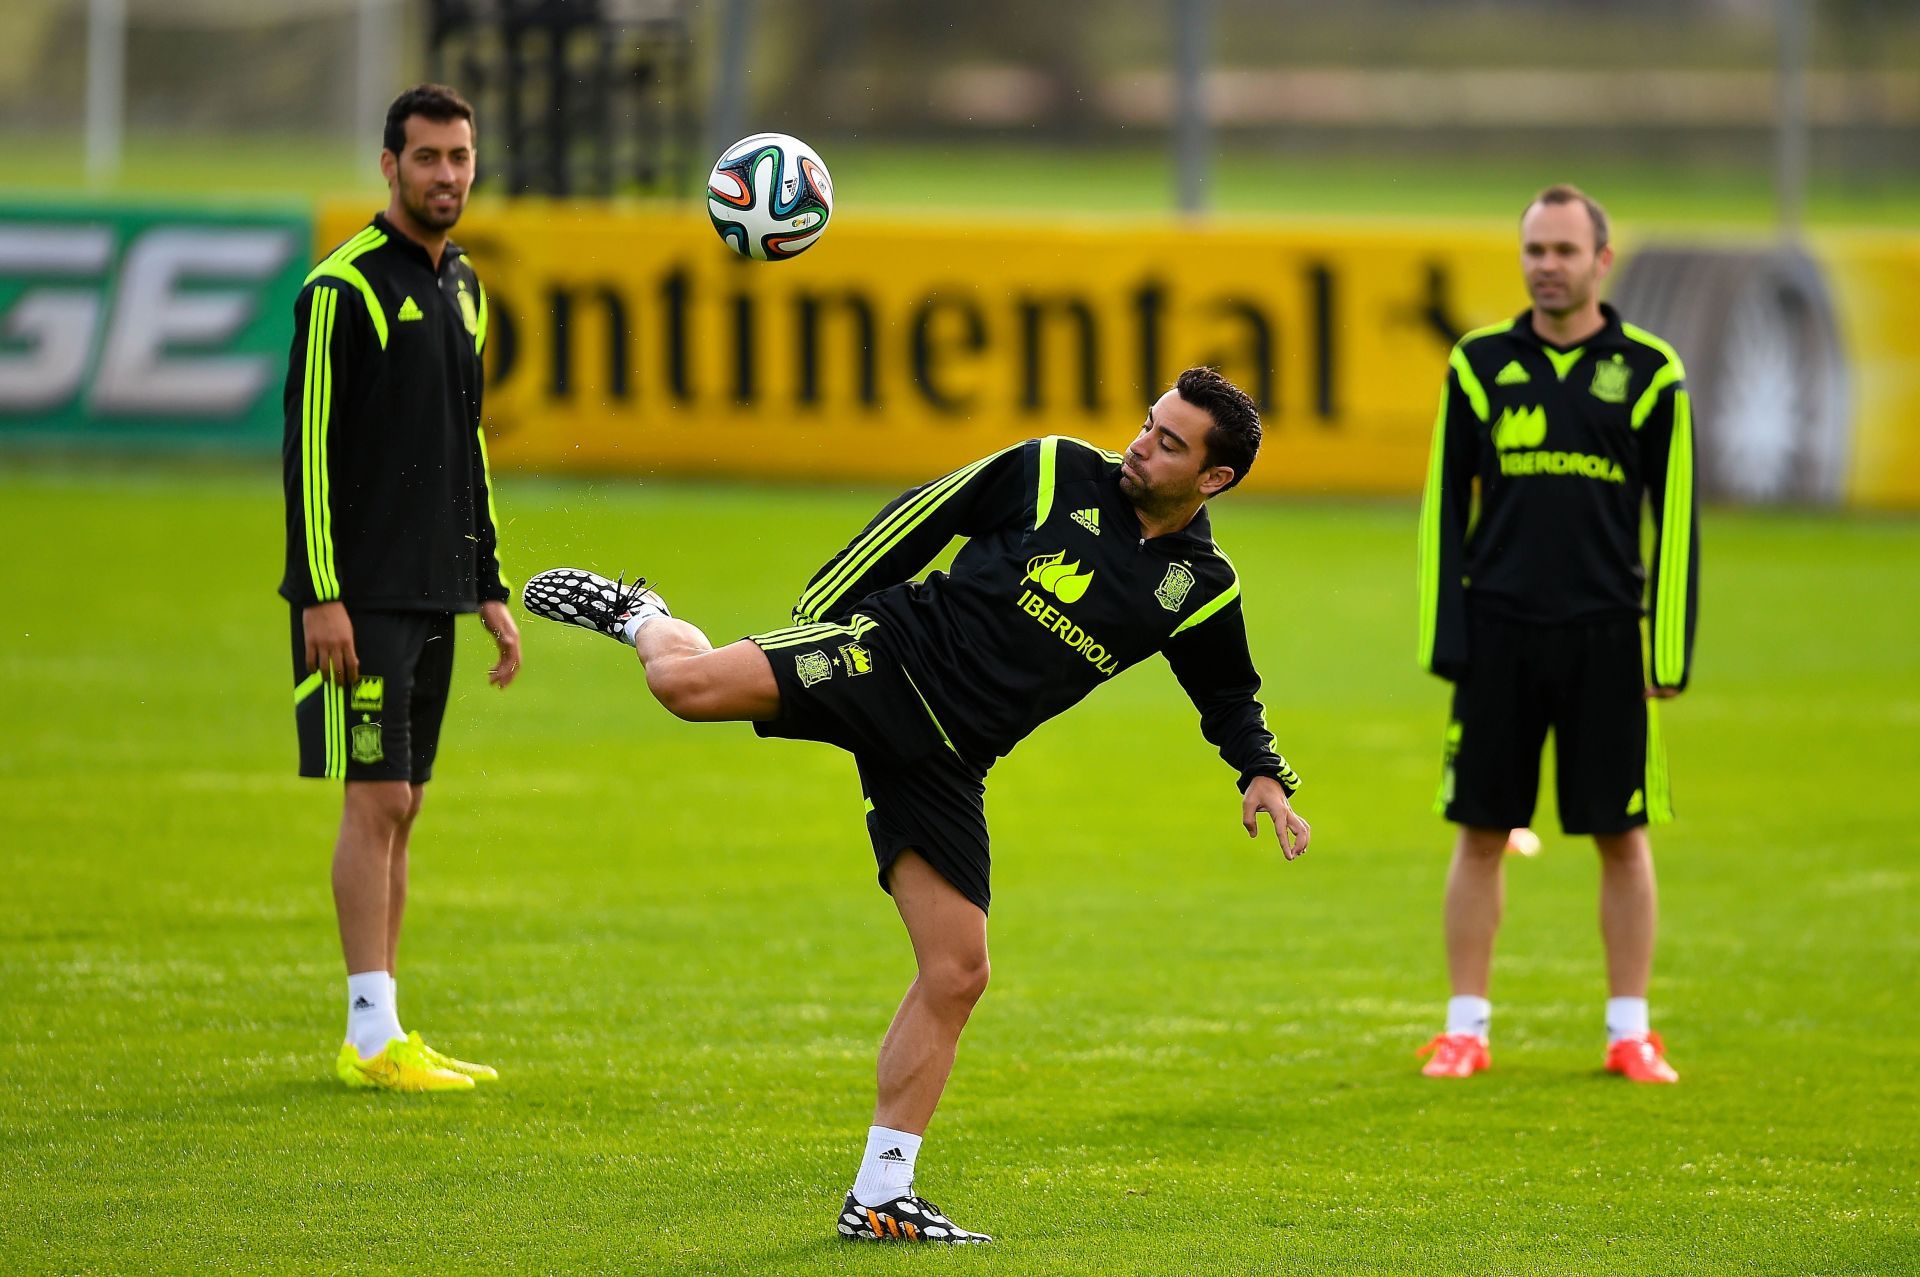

{"left": 318, "top": 288, "right": 341, "bottom": 598}
{"left": 794, "top": 450, "right": 1002, "bottom": 621}
{"left": 1170, "top": 568, "right": 1240, "bottom": 638}
{"left": 475, "top": 424, "right": 508, "bottom": 593}
{"left": 474, "top": 279, "right": 489, "bottom": 355}
{"left": 1655, "top": 389, "right": 1694, "bottom": 685}
{"left": 1415, "top": 377, "right": 1451, "bottom": 669}
{"left": 1444, "top": 319, "right": 1512, "bottom": 426}
{"left": 1035, "top": 436, "right": 1060, "bottom": 526}
{"left": 302, "top": 286, "right": 342, "bottom": 601}
{"left": 300, "top": 290, "right": 322, "bottom": 599}
{"left": 794, "top": 443, "right": 1020, "bottom": 622}
{"left": 1631, "top": 361, "right": 1683, "bottom": 430}
{"left": 304, "top": 231, "right": 390, "bottom": 349}
{"left": 1447, "top": 346, "right": 1490, "bottom": 424}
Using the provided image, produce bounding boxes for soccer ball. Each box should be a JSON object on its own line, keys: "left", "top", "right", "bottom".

{"left": 706, "top": 132, "right": 834, "bottom": 261}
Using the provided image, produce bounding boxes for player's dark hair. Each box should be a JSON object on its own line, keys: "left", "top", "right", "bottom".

{"left": 1526, "top": 183, "right": 1609, "bottom": 252}
{"left": 1176, "top": 366, "right": 1260, "bottom": 493}
{"left": 383, "top": 84, "right": 475, "bottom": 155}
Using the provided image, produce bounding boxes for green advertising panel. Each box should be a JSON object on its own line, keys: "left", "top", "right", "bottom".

{"left": 0, "top": 202, "right": 311, "bottom": 447}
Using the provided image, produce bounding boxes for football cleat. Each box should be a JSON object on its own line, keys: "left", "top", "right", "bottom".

{"left": 837, "top": 1190, "right": 992, "bottom": 1244}
{"left": 408, "top": 1031, "right": 499, "bottom": 1082}
{"left": 1418, "top": 1032, "right": 1492, "bottom": 1078}
{"left": 336, "top": 1036, "right": 474, "bottom": 1092}
{"left": 1605, "top": 1030, "right": 1679, "bottom": 1084}
{"left": 521, "top": 568, "right": 669, "bottom": 643}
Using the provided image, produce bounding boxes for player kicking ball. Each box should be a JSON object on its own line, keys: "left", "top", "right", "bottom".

{"left": 522, "top": 368, "right": 1309, "bottom": 1243}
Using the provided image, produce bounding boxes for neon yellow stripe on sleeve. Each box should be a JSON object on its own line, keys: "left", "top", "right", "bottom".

{"left": 1035, "top": 435, "right": 1060, "bottom": 527}
{"left": 794, "top": 442, "right": 1022, "bottom": 622}
{"left": 1415, "top": 379, "right": 1450, "bottom": 668}
{"left": 1169, "top": 578, "right": 1239, "bottom": 637}
{"left": 302, "top": 287, "right": 342, "bottom": 601}
{"left": 1654, "top": 389, "right": 1694, "bottom": 685}
{"left": 315, "top": 288, "right": 341, "bottom": 598}
{"left": 304, "top": 229, "right": 390, "bottom": 349}
{"left": 475, "top": 424, "right": 507, "bottom": 593}
{"left": 1448, "top": 347, "right": 1490, "bottom": 423}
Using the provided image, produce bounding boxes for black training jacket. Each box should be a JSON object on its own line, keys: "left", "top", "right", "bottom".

{"left": 792, "top": 436, "right": 1301, "bottom": 793}
{"left": 1417, "top": 304, "right": 1700, "bottom": 689}
{"left": 278, "top": 213, "right": 508, "bottom": 613}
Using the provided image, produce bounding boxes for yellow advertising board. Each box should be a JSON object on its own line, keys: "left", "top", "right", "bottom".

{"left": 315, "top": 203, "right": 1920, "bottom": 505}
{"left": 320, "top": 201, "right": 1523, "bottom": 494}
{"left": 1819, "top": 231, "right": 1920, "bottom": 508}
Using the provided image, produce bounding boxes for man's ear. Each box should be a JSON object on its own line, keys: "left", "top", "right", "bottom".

{"left": 379, "top": 149, "right": 398, "bottom": 187}
{"left": 1199, "top": 464, "right": 1236, "bottom": 499}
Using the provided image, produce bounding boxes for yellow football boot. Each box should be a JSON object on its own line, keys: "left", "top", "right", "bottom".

{"left": 408, "top": 1031, "right": 499, "bottom": 1082}
{"left": 336, "top": 1036, "right": 474, "bottom": 1092}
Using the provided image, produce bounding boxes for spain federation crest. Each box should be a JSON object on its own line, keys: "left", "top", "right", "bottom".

{"left": 795, "top": 650, "right": 833, "bottom": 688}
{"left": 350, "top": 720, "right": 385, "bottom": 765}
{"left": 1154, "top": 562, "right": 1195, "bottom": 613}
{"left": 1590, "top": 355, "right": 1631, "bottom": 404}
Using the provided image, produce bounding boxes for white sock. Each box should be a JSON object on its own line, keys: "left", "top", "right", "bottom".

{"left": 346, "top": 970, "right": 405, "bottom": 1058}
{"left": 850, "top": 1126, "right": 921, "bottom": 1207}
{"left": 1606, "top": 996, "right": 1650, "bottom": 1042}
{"left": 1447, "top": 995, "right": 1492, "bottom": 1039}
{"left": 389, "top": 975, "right": 402, "bottom": 1032}
{"left": 619, "top": 605, "right": 666, "bottom": 646}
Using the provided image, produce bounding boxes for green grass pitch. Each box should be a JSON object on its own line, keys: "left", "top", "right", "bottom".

{"left": 1, "top": 463, "right": 1916, "bottom": 1274}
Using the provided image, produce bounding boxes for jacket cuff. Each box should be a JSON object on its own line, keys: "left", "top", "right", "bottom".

{"left": 1238, "top": 768, "right": 1299, "bottom": 798}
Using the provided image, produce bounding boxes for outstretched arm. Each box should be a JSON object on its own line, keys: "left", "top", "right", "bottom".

{"left": 791, "top": 441, "right": 1034, "bottom": 624}
{"left": 1163, "top": 596, "right": 1307, "bottom": 857}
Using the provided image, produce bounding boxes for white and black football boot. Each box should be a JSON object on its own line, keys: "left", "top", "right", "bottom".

{"left": 836, "top": 1190, "right": 992, "bottom": 1244}
{"left": 520, "top": 568, "right": 670, "bottom": 643}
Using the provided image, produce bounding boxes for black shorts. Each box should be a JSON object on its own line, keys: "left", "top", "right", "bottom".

{"left": 749, "top": 616, "right": 992, "bottom": 913}
{"left": 291, "top": 608, "right": 455, "bottom": 783}
{"left": 1437, "top": 612, "right": 1673, "bottom": 836}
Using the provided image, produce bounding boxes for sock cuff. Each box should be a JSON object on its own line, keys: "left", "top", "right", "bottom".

{"left": 867, "top": 1125, "right": 923, "bottom": 1154}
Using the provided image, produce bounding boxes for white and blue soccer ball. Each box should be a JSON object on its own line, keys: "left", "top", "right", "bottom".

{"left": 706, "top": 132, "right": 834, "bottom": 261}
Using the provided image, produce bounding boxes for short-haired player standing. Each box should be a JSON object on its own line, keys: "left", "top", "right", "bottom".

{"left": 1416, "top": 185, "right": 1698, "bottom": 1082}
{"left": 280, "top": 84, "right": 521, "bottom": 1091}
{"left": 521, "top": 368, "right": 1309, "bottom": 1242}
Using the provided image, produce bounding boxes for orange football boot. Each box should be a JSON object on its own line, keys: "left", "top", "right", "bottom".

{"left": 1605, "top": 1031, "right": 1679, "bottom": 1083}
{"left": 1417, "top": 1033, "right": 1491, "bottom": 1078}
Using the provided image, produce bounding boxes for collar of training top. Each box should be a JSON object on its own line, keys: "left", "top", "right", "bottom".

{"left": 1107, "top": 465, "right": 1217, "bottom": 550}
{"left": 1513, "top": 300, "right": 1625, "bottom": 353}
{"left": 371, "top": 211, "right": 466, "bottom": 275}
